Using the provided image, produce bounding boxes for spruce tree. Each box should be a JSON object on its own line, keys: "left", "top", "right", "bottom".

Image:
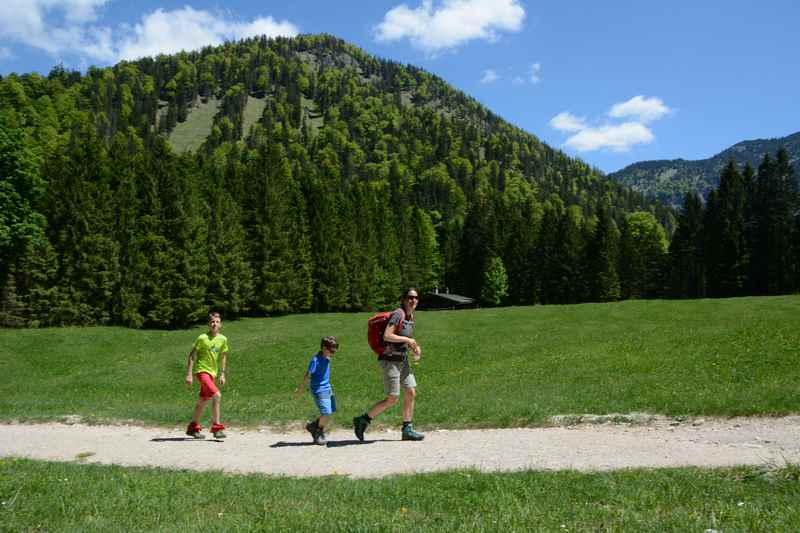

{"left": 249, "top": 140, "right": 318, "bottom": 313}
{"left": 202, "top": 148, "right": 254, "bottom": 317}
{"left": 583, "top": 207, "right": 620, "bottom": 302}
{"left": 706, "top": 161, "right": 747, "bottom": 297}
{"left": 0, "top": 119, "right": 46, "bottom": 306}
{"left": 668, "top": 192, "right": 705, "bottom": 298}
{"left": 481, "top": 256, "right": 508, "bottom": 306}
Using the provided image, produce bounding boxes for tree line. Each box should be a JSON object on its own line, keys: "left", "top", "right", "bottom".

{"left": 668, "top": 148, "right": 800, "bottom": 298}
{"left": 4, "top": 34, "right": 756, "bottom": 329}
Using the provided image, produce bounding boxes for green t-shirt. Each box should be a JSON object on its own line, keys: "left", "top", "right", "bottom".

{"left": 193, "top": 333, "right": 229, "bottom": 378}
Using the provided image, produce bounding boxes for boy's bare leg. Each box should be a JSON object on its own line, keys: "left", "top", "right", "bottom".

{"left": 402, "top": 387, "right": 416, "bottom": 421}
{"left": 367, "top": 395, "right": 399, "bottom": 419}
{"left": 211, "top": 392, "right": 221, "bottom": 425}
{"left": 317, "top": 414, "right": 330, "bottom": 429}
{"left": 191, "top": 398, "right": 207, "bottom": 424}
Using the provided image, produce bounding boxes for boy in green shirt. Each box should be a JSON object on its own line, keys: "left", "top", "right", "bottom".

{"left": 185, "top": 312, "right": 229, "bottom": 439}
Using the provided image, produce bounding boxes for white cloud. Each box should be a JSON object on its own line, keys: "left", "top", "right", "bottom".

{"left": 374, "top": 0, "right": 525, "bottom": 54}
{"left": 118, "top": 8, "right": 299, "bottom": 61}
{"left": 563, "top": 122, "right": 655, "bottom": 153}
{"left": 0, "top": 0, "right": 111, "bottom": 57}
{"left": 0, "top": 3, "right": 299, "bottom": 64}
{"left": 552, "top": 95, "right": 670, "bottom": 153}
{"left": 608, "top": 95, "right": 671, "bottom": 124}
{"left": 549, "top": 112, "right": 587, "bottom": 133}
{"left": 480, "top": 68, "right": 498, "bottom": 83}
{"left": 529, "top": 62, "right": 541, "bottom": 84}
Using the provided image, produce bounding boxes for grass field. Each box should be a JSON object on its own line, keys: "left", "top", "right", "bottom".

{"left": 168, "top": 97, "right": 219, "bottom": 153}
{"left": 2, "top": 458, "right": 799, "bottom": 531}
{"left": 2, "top": 295, "right": 799, "bottom": 429}
{"left": 241, "top": 95, "right": 267, "bottom": 139}
{"left": 3, "top": 296, "right": 800, "bottom": 531}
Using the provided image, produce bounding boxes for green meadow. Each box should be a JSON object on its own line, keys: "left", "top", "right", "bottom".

{"left": 167, "top": 97, "right": 220, "bottom": 153}
{"left": 3, "top": 296, "right": 800, "bottom": 531}
{"left": 2, "top": 459, "right": 800, "bottom": 531}
{"left": 2, "top": 295, "right": 799, "bottom": 429}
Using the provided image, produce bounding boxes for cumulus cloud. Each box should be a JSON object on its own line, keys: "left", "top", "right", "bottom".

{"left": 529, "top": 62, "right": 541, "bottom": 84}
{"left": 117, "top": 7, "right": 299, "bottom": 61}
{"left": 0, "top": 3, "right": 299, "bottom": 64}
{"left": 563, "top": 122, "right": 655, "bottom": 153}
{"left": 551, "top": 95, "right": 670, "bottom": 153}
{"left": 549, "top": 112, "right": 587, "bottom": 133}
{"left": 480, "top": 68, "right": 498, "bottom": 83}
{"left": 374, "top": 0, "right": 525, "bottom": 54}
{"left": 0, "top": 0, "right": 112, "bottom": 58}
{"left": 608, "top": 95, "right": 671, "bottom": 123}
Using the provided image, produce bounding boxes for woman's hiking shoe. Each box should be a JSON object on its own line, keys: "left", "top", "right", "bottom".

{"left": 353, "top": 415, "right": 370, "bottom": 441}
{"left": 211, "top": 423, "right": 226, "bottom": 439}
{"left": 186, "top": 422, "right": 205, "bottom": 439}
{"left": 401, "top": 424, "right": 425, "bottom": 441}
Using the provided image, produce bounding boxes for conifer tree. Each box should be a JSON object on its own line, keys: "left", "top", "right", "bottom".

{"left": 144, "top": 140, "right": 207, "bottom": 327}
{"left": 0, "top": 118, "right": 46, "bottom": 306}
{"left": 750, "top": 150, "right": 797, "bottom": 294}
{"left": 408, "top": 206, "right": 442, "bottom": 294}
{"left": 583, "top": 206, "right": 620, "bottom": 302}
{"left": 247, "top": 139, "right": 314, "bottom": 313}
{"left": 534, "top": 203, "right": 561, "bottom": 305}
{"left": 202, "top": 147, "right": 254, "bottom": 317}
{"left": 481, "top": 256, "right": 508, "bottom": 306}
{"left": 705, "top": 161, "right": 747, "bottom": 297}
{"left": 44, "top": 121, "right": 120, "bottom": 324}
{"left": 109, "top": 131, "right": 145, "bottom": 327}
{"left": 668, "top": 192, "right": 705, "bottom": 298}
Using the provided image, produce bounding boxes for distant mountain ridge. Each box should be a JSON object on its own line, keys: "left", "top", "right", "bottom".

{"left": 608, "top": 131, "right": 800, "bottom": 207}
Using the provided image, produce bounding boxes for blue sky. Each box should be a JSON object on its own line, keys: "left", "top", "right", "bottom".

{"left": 1, "top": 0, "right": 798, "bottom": 173}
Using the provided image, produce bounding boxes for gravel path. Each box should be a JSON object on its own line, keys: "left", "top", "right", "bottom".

{"left": 2, "top": 416, "right": 799, "bottom": 479}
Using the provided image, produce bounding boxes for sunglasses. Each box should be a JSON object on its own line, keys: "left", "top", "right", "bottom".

{"left": 406, "top": 295, "right": 419, "bottom": 300}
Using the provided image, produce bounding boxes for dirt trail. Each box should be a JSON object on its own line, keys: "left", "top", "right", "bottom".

{"left": 2, "top": 416, "right": 799, "bottom": 479}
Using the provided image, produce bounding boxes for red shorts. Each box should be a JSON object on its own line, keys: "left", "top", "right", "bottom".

{"left": 196, "top": 372, "right": 219, "bottom": 400}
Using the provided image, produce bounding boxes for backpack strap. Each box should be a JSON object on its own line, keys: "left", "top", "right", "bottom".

{"left": 379, "top": 308, "right": 408, "bottom": 362}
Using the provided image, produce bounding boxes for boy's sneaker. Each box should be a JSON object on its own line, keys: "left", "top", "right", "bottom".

{"left": 186, "top": 422, "right": 205, "bottom": 439}
{"left": 353, "top": 415, "right": 370, "bottom": 441}
{"left": 314, "top": 430, "right": 327, "bottom": 446}
{"left": 305, "top": 420, "right": 319, "bottom": 441}
{"left": 211, "top": 423, "right": 226, "bottom": 439}
{"left": 401, "top": 424, "right": 425, "bottom": 441}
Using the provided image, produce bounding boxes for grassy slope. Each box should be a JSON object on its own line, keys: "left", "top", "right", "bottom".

{"left": 2, "top": 458, "right": 799, "bottom": 531}
{"left": 2, "top": 296, "right": 799, "bottom": 428}
{"left": 241, "top": 95, "right": 267, "bottom": 139}
{"left": 167, "top": 97, "right": 220, "bottom": 153}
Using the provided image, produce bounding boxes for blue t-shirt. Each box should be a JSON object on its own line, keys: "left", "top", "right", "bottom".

{"left": 307, "top": 352, "right": 332, "bottom": 394}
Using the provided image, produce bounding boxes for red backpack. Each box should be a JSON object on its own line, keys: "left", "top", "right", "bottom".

{"left": 367, "top": 308, "right": 405, "bottom": 356}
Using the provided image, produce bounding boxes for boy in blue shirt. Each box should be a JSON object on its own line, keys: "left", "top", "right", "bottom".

{"left": 295, "top": 336, "right": 338, "bottom": 445}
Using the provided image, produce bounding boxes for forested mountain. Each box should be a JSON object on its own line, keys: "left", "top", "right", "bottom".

{"left": 609, "top": 131, "right": 800, "bottom": 207}
{"left": 2, "top": 34, "right": 679, "bottom": 328}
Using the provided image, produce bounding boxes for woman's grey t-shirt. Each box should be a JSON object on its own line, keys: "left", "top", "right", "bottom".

{"left": 384, "top": 308, "right": 413, "bottom": 356}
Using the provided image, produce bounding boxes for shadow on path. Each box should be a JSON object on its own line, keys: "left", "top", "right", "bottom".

{"left": 270, "top": 439, "right": 390, "bottom": 448}
{"left": 150, "top": 437, "right": 224, "bottom": 443}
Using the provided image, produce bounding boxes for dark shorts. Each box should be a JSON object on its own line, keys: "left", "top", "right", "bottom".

{"left": 196, "top": 372, "right": 219, "bottom": 400}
